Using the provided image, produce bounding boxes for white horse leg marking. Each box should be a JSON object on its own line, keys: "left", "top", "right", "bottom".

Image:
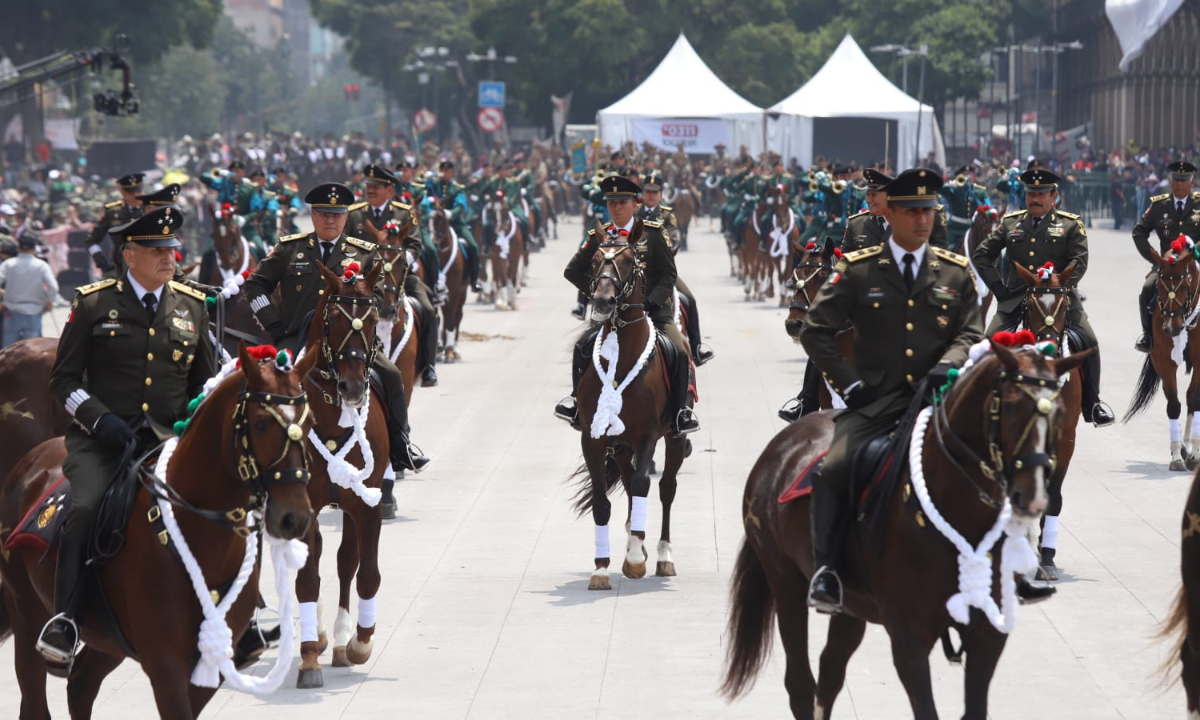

{"left": 1028, "top": 388, "right": 1053, "bottom": 514}
{"left": 625, "top": 534, "right": 645, "bottom": 567}
{"left": 333, "top": 606, "right": 354, "bottom": 648}
{"left": 657, "top": 539, "right": 674, "bottom": 565}
{"left": 317, "top": 596, "right": 327, "bottom": 638}
{"left": 595, "top": 524, "right": 610, "bottom": 560}
{"left": 357, "top": 595, "right": 377, "bottom": 629}
{"left": 814, "top": 702, "right": 826, "bottom": 720}
{"left": 630, "top": 496, "right": 648, "bottom": 534}
{"left": 299, "top": 601, "right": 319, "bottom": 643}
{"left": 1042, "top": 515, "right": 1060, "bottom": 550}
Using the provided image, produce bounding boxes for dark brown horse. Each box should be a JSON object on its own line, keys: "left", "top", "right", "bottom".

{"left": 482, "top": 195, "right": 523, "bottom": 314}
{"left": 1161, "top": 468, "right": 1200, "bottom": 717}
{"left": 0, "top": 341, "right": 318, "bottom": 719}
{"left": 293, "top": 262, "right": 390, "bottom": 689}
{"left": 1124, "top": 245, "right": 1200, "bottom": 471}
{"left": 202, "top": 203, "right": 266, "bottom": 356}
{"left": 431, "top": 209, "right": 468, "bottom": 360}
{"left": 0, "top": 338, "right": 67, "bottom": 484}
{"left": 571, "top": 222, "right": 688, "bottom": 590}
{"left": 363, "top": 217, "right": 420, "bottom": 406}
{"left": 783, "top": 240, "right": 851, "bottom": 410}
{"left": 722, "top": 341, "right": 1090, "bottom": 719}
{"left": 764, "top": 184, "right": 800, "bottom": 306}
{"left": 667, "top": 186, "right": 696, "bottom": 251}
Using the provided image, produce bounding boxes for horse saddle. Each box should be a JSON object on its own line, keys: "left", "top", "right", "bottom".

{"left": 774, "top": 432, "right": 902, "bottom": 513}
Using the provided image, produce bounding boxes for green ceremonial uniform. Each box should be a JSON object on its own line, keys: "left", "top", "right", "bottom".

{"left": 428, "top": 177, "right": 481, "bottom": 286}
{"left": 88, "top": 200, "right": 140, "bottom": 277}
{"left": 636, "top": 203, "right": 680, "bottom": 250}
{"left": 937, "top": 181, "right": 989, "bottom": 252}
{"left": 51, "top": 277, "right": 217, "bottom": 539}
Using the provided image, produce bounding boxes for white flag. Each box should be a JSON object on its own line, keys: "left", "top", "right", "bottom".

{"left": 551, "top": 93, "right": 572, "bottom": 146}
{"left": 1106, "top": 0, "right": 1186, "bottom": 71}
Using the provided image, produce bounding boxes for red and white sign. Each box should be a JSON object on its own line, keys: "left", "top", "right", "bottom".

{"left": 413, "top": 108, "right": 437, "bottom": 133}
{"left": 630, "top": 118, "right": 730, "bottom": 154}
{"left": 477, "top": 106, "right": 504, "bottom": 133}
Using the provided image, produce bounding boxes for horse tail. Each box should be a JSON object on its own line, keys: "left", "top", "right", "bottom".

{"left": 720, "top": 539, "right": 775, "bottom": 699}
{"left": 1123, "top": 353, "right": 1161, "bottom": 422}
{"left": 1159, "top": 584, "right": 1188, "bottom": 686}
{"left": 567, "top": 455, "right": 623, "bottom": 518}
{"left": 0, "top": 577, "right": 11, "bottom": 645}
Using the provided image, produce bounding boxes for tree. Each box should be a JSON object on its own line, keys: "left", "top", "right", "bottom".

{"left": 106, "top": 46, "right": 228, "bottom": 140}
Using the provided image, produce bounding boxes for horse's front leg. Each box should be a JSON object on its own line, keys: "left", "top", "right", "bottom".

{"left": 331, "top": 516, "right": 361, "bottom": 667}
{"left": 622, "top": 439, "right": 655, "bottom": 579}
{"left": 1164, "top": 362, "right": 1187, "bottom": 471}
{"left": 960, "top": 614, "right": 1008, "bottom": 720}
{"left": 888, "top": 627, "right": 940, "bottom": 720}
{"left": 295, "top": 513, "right": 326, "bottom": 688}
{"left": 347, "top": 496, "right": 383, "bottom": 666}
{"left": 583, "top": 435, "right": 615, "bottom": 590}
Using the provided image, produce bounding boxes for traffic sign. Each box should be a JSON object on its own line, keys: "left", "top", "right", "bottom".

{"left": 477, "top": 107, "right": 504, "bottom": 133}
{"left": 413, "top": 108, "right": 437, "bottom": 133}
{"left": 478, "top": 81, "right": 506, "bottom": 108}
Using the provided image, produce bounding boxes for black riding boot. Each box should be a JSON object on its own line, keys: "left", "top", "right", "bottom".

{"left": 464, "top": 240, "right": 482, "bottom": 292}
{"left": 808, "top": 481, "right": 847, "bottom": 614}
{"left": 1080, "top": 351, "right": 1115, "bottom": 427}
{"left": 418, "top": 301, "right": 439, "bottom": 387}
{"left": 1135, "top": 283, "right": 1154, "bottom": 352}
{"left": 37, "top": 532, "right": 86, "bottom": 676}
{"left": 554, "top": 331, "right": 594, "bottom": 429}
{"left": 380, "top": 368, "right": 429, "bottom": 476}
{"left": 779, "top": 359, "right": 823, "bottom": 422}
{"left": 682, "top": 295, "right": 713, "bottom": 366}
{"left": 672, "top": 354, "right": 699, "bottom": 436}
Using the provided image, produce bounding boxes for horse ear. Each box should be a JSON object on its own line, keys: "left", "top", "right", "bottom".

{"left": 238, "top": 341, "right": 265, "bottom": 386}
{"left": 822, "top": 237, "right": 836, "bottom": 260}
{"left": 1149, "top": 247, "right": 1164, "bottom": 265}
{"left": 293, "top": 341, "right": 320, "bottom": 380}
{"left": 989, "top": 339, "right": 1020, "bottom": 371}
{"left": 1052, "top": 345, "right": 1094, "bottom": 376}
{"left": 1058, "top": 260, "right": 1077, "bottom": 286}
{"left": 593, "top": 220, "right": 606, "bottom": 238}
{"left": 364, "top": 259, "right": 384, "bottom": 291}
{"left": 1013, "top": 262, "right": 1039, "bottom": 286}
{"left": 317, "top": 261, "right": 341, "bottom": 288}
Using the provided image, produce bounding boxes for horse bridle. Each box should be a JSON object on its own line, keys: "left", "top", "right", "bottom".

{"left": 1158, "top": 262, "right": 1197, "bottom": 324}
{"left": 315, "top": 292, "right": 379, "bottom": 403}
{"left": 1021, "top": 286, "right": 1070, "bottom": 346}
{"left": 932, "top": 363, "right": 1063, "bottom": 510}
{"left": 789, "top": 255, "right": 831, "bottom": 311}
{"left": 375, "top": 244, "right": 410, "bottom": 311}
{"left": 589, "top": 241, "right": 644, "bottom": 327}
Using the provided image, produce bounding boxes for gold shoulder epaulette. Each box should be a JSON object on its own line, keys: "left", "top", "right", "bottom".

{"left": 643, "top": 219, "right": 664, "bottom": 229}
{"left": 279, "top": 232, "right": 307, "bottom": 243}
{"left": 848, "top": 209, "right": 870, "bottom": 220}
{"left": 347, "top": 201, "right": 368, "bottom": 212}
{"left": 661, "top": 204, "right": 672, "bottom": 212}
{"left": 168, "top": 280, "right": 208, "bottom": 301}
{"left": 76, "top": 278, "right": 117, "bottom": 296}
{"left": 1151, "top": 193, "right": 1171, "bottom": 203}
{"left": 1004, "top": 210, "right": 1027, "bottom": 219}
{"left": 104, "top": 200, "right": 122, "bottom": 209}
{"left": 586, "top": 228, "right": 596, "bottom": 236}
{"left": 1193, "top": 191, "right": 1200, "bottom": 200}
{"left": 345, "top": 236, "right": 376, "bottom": 251}
{"left": 930, "top": 246, "right": 969, "bottom": 267}
{"left": 1055, "top": 210, "right": 1081, "bottom": 220}
{"left": 390, "top": 201, "right": 412, "bottom": 212}
{"left": 845, "top": 245, "right": 883, "bottom": 263}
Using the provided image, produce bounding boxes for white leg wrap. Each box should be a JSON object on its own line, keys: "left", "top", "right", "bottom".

{"left": 657, "top": 539, "right": 673, "bottom": 563}
{"left": 630, "top": 496, "right": 648, "bottom": 534}
{"left": 1188, "top": 414, "right": 1195, "bottom": 446}
{"left": 333, "top": 607, "right": 354, "bottom": 647}
{"left": 357, "top": 595, "right": 377, "bottom": 629}
{"left": 1041, "top": 515, "right": 1060, "bottom": 550}
{"left": 594, "top": 524, "right": 610, "bottom": 559}
{"left": 299, "top": 602, "right": 319, "bottom": 643}
{"left": 1171, "top": 418, "right": 1183, "bottom": 442}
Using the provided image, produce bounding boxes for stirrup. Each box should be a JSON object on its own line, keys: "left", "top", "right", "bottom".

{"left": 1089, "top": 401, "right": 1116, "bottom": 427}
{"left": 554, "top": 396, "right": 578, "bottom": 422}
{"left": 673, "top": 408, "right": 700, "bottom": 436}
{"left": 778, "top": 397, "right": 802, "bottom": 422}
{"left": 36, "top": 613, "right": 79, "bottom": 665}
{"left": 807, "top": 566, "right": 843, "bottom": 614}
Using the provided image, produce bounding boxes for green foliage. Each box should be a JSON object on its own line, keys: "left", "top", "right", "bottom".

{"left": 107, "top": 45, "right": 227, "bottom": 139}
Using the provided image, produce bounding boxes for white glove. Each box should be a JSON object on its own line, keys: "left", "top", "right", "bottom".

{"left": 470, "top": 194, "right": 479, "bottom": 202}
{"left": 520, "top": 188, "right": 527, "bottom": 196}
{"left": 766, "top": 197, "right": 775, "bottom": 205}
{"left": 404, "top": 249, "right": 415, "bottom": 266}
{"left": 744, "top": 193, "right": 755, "bottom": 201}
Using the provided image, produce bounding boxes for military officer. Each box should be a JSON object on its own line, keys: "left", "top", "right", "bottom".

{"left": 800, "top": 168, "right": 984, "bottom": 614}
{"left": 394, "top": 159, "right": 440, "bottom": 291}
{"left": 242, "top": 182, "right": 429, "bottom": 518}
{"left": 88, "top": 173, "right": 146, "bottom": 276}
{"left": 104, "top": 183, "right": 184, "bottom": 280}
{"left": 270, "top": 166, "right": 304, "bottom": 236}
{"left": 839, "top": 169, "right": 949, "bottom": 253}
{"left": 1130, "top": 160, "right": 1200, "bottom": 351}
{"left": 556, "top": 175, "right": 699, "bottom": 436}
{"left": 346, "top": 164, "right": 440, "bottom": 387}
{"left": 971, "top": 167, "right": 1115, "bottom": 426}
{"left": 427, "top": 160, "right": 483, "bottom": 293}
{"left": 638, "top": 171, "right": 713, "bottom": 366}
{"left": 40, "top": 207, "right": 217, "bottom": 673}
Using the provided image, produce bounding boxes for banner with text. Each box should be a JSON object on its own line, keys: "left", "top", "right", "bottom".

{"left": 630, "top": 118, "right": 730, "bottom": 155}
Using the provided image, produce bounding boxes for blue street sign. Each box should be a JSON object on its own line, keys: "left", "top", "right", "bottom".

{"left": 478, "top": 81, "right": 506, "bottom": 108}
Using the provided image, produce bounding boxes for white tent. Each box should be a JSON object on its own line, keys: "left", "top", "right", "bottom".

{"left": 767, "top": 34, "right": 945, "bottom": 170}
{"left": 597, "top": 34, "right": 764, "bottom": 156}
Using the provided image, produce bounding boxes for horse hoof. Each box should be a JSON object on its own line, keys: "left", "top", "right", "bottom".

{"left": 622, "top": 560, "right": 647, "bottom": 579}
{"left": 655, "top": 561, "right": 676, "bottom": 577}
{"left": 588, "top": 573, "right": 612, "bottom": 591}
{"left": 346, "top": 637, "right": 374, "bottom": 665}
{"left": 317, "top": 632, "right": 329, "bottom": 654}
{"left": 1036, "top": 563, "right": 1060, "bottom": 582}
{"left": 296, "top": 667, "right": 324, "bottom": 689}
{"left": 331, "top": 646, "right": 351, "bottom": 667}
{"left": 1171, "top": 459, "right": 1189, "bottom": 472}
{"left": 1189, "top": 454, "right": 1200, "bottom": 471}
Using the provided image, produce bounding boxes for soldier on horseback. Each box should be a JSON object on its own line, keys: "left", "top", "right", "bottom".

{"left": 638, "top": 171, "right": 713, "bottom": 366}
{"left": 1131, "top": 160, "right": 1200, "bottom": 352}
{"left": 937, "top": 164, "right": 989, "bottom": 252}
{"left": 88, "top": 173, "right": 145, "bottom": 276}
{"left": 243, "top": 182, "right": 430, "bottom": 518}
{"left": 555, "top": 175, "right": 699, "bottom": 437}
{"left": 346, "top": 164, "right": 440, "bottom": 388}
{"left": 427, "top": 159, "right": 483, "bottom": 293}
{"left": 972, "top": 167, "right": 1115, "bottom": 427}
{"left": 38, "top": 207, "right": 218, "bottom": 673}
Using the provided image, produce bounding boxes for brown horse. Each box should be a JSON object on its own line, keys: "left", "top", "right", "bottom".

{"left": 570, "top": 222, "right": 688, "bottom": 591}
{"left": 783, "top": 240, "right": 852, "bottom": 411}
{"left": 482, "top": 196, "right": 524, "bottom": 313}
{"left": 0, "top": 338, "right": 67, "bottom": 483}
{"left": 1124, "top": 245, "right": 1200, "bottom": 471}
{"left": 1011, "top": 261, "right": 1085, "bottom": 581}
{"left": 537, "top": 179, "right": 559, "bottom": 240}
{"left": 740, "top": 202, "right": 772, "bottom": 301}
{"left": 202, "top": 203, "right": 266, "bottom": 356}
{"left": 430, "top": 210, "right": 468, "bottom": 361}
{"left": 359, "top": 217, "right": 420, "bottom": 406}
{"left": 1161, "top": 469, "right": 1200, "bottom": 717}
{"left": 293, "top": 263, "right": 390, "bottom": 689}
{"left": 668, "top": 186, "right": 696, "bottom": 251}
{"left": 722, "top": 341, "right": 1090, "bottom": 719}
{"left": 0, "top": 341, "right": 317, "bottom": 719}
{"left": 764, "top": 184, "right": 800, "bottom": 307}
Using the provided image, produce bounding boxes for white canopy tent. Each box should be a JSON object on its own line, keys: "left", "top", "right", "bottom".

{"left": 597, "top": 34, "right": 765, "bottom": 156}
{"left": 767, "top": 34, "right": 945, "bottom": 170}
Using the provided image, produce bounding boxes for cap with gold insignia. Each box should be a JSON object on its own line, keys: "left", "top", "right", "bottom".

{"left": 249, "top": 168, "right": 266, "bottom": 179}
{"left": 882, "top": 168, "right": 943, "bottom": 207}
{"left": 1020, "top": 167, "right": 1060, "bottom": 193}
{"left": 137, "top": 183, "right": 181, "bottom": 206}
{"left": 600, "top": 174, "right": 641, "bottom": 199}
{"left": 641, "top": 172, "right": 665, "bottom": 191}
{"left": 362, "top": 164, "right": 397, "bottom": 185}
{"left": 305, "top": 182, "right": 355, "bottom": 213}
{"left": 863, "top": 168, "right": 893, "bottom": 190}
{"left": 117, "top": 173, "right": 145, "bottom": 191}
{"left": 119, "top": 206, "right": 183, "bottom": 248}
{"left": 1169, "top": 160, "right": 1197, "bottom": 180}
{"left": 439, "top": 160, "right": 455, "bottom": 170}
{"left": 228, "top": 160, "right": 246, "bottom": 171}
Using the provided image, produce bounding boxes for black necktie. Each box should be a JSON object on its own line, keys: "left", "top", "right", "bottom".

{"left": 374, "top": 208, "right": 383, "bottom": 223}
{"left": 877, "top": 216, "right": 886, "bottom": 230}
{"left": 903, "top": 253, "right": 916, "bottom": 292}
{"left": 1032, "top": 216, "right": 1042, "bottom": 229}
{"left": 1179, "top": 200, "right": 1186, "bottom": 214}
{"left": 143, "top": 292, "right": 158, "bottom": 323}
{"left": 321, "top": 241, "right": 334, "bottom": 266}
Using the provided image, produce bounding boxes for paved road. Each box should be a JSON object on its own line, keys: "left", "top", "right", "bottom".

{"left": 1, "top": 214, "right": 1190, "bottom": 719}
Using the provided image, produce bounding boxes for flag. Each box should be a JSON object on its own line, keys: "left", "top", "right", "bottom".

{"left": 1106, "top": 0, "right": 1187, "bottom": 71}
{"left": 551, "top": 93, "right": 573, "bottom": 146}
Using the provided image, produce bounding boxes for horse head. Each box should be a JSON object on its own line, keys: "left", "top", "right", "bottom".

{"left": 373, "top": 218, "right": 413, "bottom": 323}
{"left": 784, "top": 238, "right": 838, "bottom": 339}
{"left": 232, "top": 340, "right": 321, "bottom": 540}
{"left": 1013, "top": 260, "right": 1075, "bottom": 347}
{"left": 588, "top": 220, "right": 643, "bottom": 324}
{"left": 210, "top": 202, "right": 243, "bottom": 269}
{"left": 1150, "top": 241, "right": 1200, "bottom": 338}
{"left": 314, "top": 261, "right": 383, "bottom": 407}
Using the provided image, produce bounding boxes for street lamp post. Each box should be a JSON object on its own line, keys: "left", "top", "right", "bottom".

{"left": 465, "top": 47, "right": 518, "bottom": 147}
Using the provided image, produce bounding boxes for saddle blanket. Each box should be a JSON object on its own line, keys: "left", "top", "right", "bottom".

{"left": 3, "top": 476, "right": 71, "bottom": 557}
{"left": 778, "top": 451, "right": 827, "bottom": 504}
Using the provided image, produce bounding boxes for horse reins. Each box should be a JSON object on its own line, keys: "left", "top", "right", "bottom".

{"left": 1158, "top": 263, "right": 1197, "bottom": 325}
{"left": 789, "top": 255, "right": 831, "bottom": 312}
{"left": 314, "top": 292, "right": 379, "bottom": 404}
{"left": 590, "top": 241, "right": 645, "bottom": 328}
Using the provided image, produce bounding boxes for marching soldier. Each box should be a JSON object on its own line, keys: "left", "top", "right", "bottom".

{"left": 40, "top": 207, "right": 218, "bottom": 674}
{"left": 347, "top": 164, "right": 441, "bottom": 387}
{"left": 427, "top": 160, "right": 483, "bottom": 293}
{"left": 799, "top": 169, "right": 988, "bottom": 614}
{"left": 243, "top": 182, "right": 430, "bottom": 518}
{"left": 1130, "top": 160, "right": 1200, "bottom": 352}
{"left": 937, "top": 164, "right": 990, "bottom": 252}
{"left": 555, "top": 175, "right": 699, "bottom": 436}
{"left": 971, "top": 167, "right": 1115, "bottom": 426}
{"left": 88, "top": 173, "right": 146, "bottom": 276}
{"left": 638, "top": 171, "right": 713, "bottom": 365}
